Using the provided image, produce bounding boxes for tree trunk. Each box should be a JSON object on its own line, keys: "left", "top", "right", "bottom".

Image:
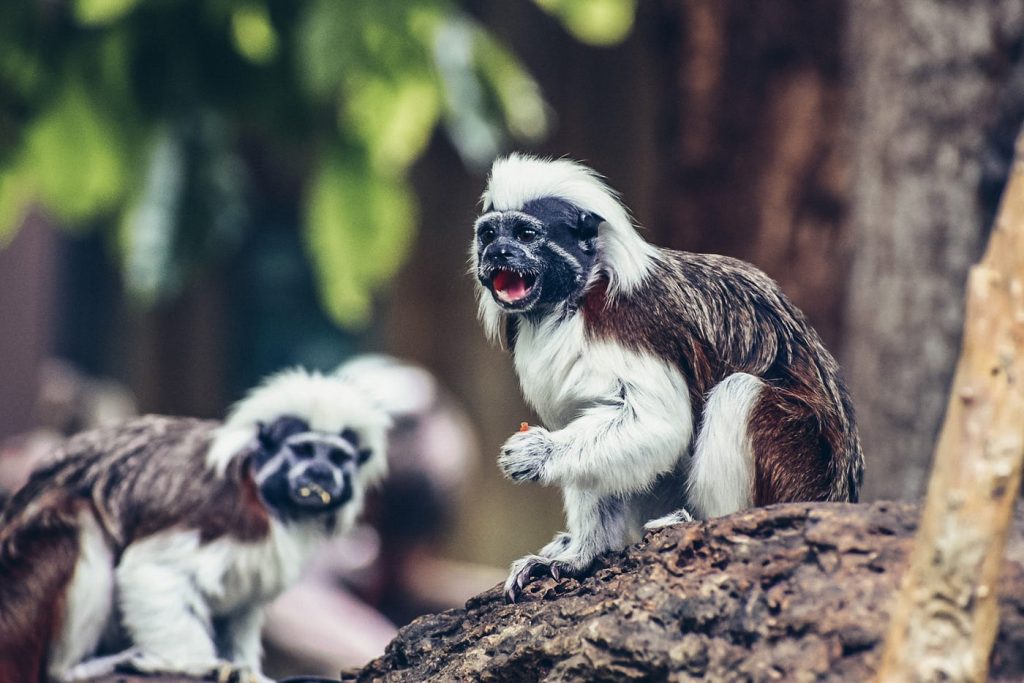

{"left": 658, "top": 0, "right": 850, "bottom": 351}
{"left": 843, "top": 0, "right": 1024, "bottom": 501}
{"left": 875, "top": 130, "right": 1024, "bottom": 681}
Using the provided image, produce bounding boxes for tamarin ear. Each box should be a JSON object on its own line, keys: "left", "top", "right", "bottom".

{"left": 340, "top": 428, "right": 360, "bottom": 447}
{"left": 575, "top": 211, "right": 603, "bottom": 241}
{"left": 257, "top": 421, "right": 273, "bottom": 451}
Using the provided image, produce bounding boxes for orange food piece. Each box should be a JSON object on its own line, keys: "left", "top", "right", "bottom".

{"left": 519, "top": 422, "right": 529, "bottom": 432}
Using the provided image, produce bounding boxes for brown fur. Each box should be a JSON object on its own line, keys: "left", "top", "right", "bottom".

{"left": 748, "top": 387, "right": 834, "bottom": 504}
{"left": 0, "top": 416, "right": 272, "bottom": 678}
{"left": 583, "top": 250, "right": 862, "bottom": 503}
{"left": 0, "top": 494, "right": 81, "bottom": 683}
{"left": 0, "top": 417, "right": 271, "bottom": 554}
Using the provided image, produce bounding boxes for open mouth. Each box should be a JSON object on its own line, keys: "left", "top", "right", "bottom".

{"left": 490, "top": 268, "right": 537, "bottom": 305}
{"left": 290, "top": 480, "right": 349, "bottom": 510}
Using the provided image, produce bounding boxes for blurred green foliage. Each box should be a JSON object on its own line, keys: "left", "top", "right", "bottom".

{"left": 0, "top": 0, "right": 635, "bottom": 328}
{"left": 534, "top": 0, "right": 637, "bottom": 46}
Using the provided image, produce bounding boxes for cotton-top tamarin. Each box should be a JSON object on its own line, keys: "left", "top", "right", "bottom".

{"left": 0, "top": 369, "right": 389, "bottom": 682}
{"left": 471, "top": 154, "right": 863, "bottom": 602}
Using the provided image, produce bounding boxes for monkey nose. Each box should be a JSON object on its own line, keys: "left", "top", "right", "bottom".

{"left": 303, "top": 462, "right": 337, "bottom": 485}
{"left": 485, "top": 241, "right": 515, "bottom": 261}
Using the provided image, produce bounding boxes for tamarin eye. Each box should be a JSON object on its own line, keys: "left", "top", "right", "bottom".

{"left": 516, "top": 227, "right": 537, "bottom": 243}
{"left": 292, "top": 442, "right": 316, "bottom": 458}
{"left": 479, "top": 226, "right": 496, "bottom": 244}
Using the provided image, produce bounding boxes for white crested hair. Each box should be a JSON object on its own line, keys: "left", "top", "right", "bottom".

{"left": 474, "top": 153, "right": 659, "bottom": 342}
{"left": 206, "top": 368, "right": 390, "bottom": 487}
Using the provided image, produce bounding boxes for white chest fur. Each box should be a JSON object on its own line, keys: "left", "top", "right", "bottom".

{"left": 204, "top": 520, "right": 322, "bottom": 612}
{"left": 513, "top": 312, "right": 692, "bottom": 432}
{"left": 513, "top": 313, "right": 592, "bottom": 429}
{"left": 119, "top": 519, "right": 323, "bottom": 616}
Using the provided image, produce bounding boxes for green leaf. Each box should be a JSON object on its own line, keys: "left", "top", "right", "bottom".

{"left": 342, "top": 72, "right": 441, "bottom": 174}
{"left": 533, "top": 0, "right": 637, "bottom": 46}
{"left": 296, "top": 0, "right": 366, "bottom": 101}
{"left": 304, "top": 152, "right": 416, "bottom": 328}
{"left": 231, "top": 4, "right": 279, "bottom": 65}
{"left": 0, "top": 40, "right": 47, "bottom": 108}
{"left": 297, "top": 0, "right": 445, "bottom": 101}
{"left": 473, "top": 28, "right": 548, "bottom": 143}
{"left": 24, "top": 80, "right": 128, "bottom": 225}
{"left": 73, "top": 0, "right": 140, "bottom": 26}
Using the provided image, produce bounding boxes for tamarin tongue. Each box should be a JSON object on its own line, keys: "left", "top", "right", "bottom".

{"left": 493, "top": 270, "right": 529, "bottom": 301}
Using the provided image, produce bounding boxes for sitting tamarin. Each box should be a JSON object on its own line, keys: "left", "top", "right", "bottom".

{"left": 470, "top": 154, "right": 863, "bottom": 601}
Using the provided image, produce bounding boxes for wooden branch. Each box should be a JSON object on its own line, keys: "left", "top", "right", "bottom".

{"left": 876, "top": 131, "right": 1024, "bottom": 681}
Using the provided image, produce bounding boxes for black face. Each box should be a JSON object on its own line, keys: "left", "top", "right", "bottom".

{"left": 251, "top": 416, "right": 373, "bottom": 519}
{"left": 475, "top": 197, "right": 601, "bottom": 315}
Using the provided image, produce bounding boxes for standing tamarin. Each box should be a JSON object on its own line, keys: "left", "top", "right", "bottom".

{"left": 0, "top": 369, "right": 389, "bottom": 682}
{"left": 470, "top": 154, "right": 863, "bottom": 602}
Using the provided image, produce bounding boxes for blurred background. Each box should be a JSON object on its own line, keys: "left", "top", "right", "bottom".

{"left": 2, "top": 0, "right": 1024, "bottom": 669}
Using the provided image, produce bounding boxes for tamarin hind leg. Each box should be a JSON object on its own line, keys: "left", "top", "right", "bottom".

{"left": 686, "top": 373, "right": 764, "bottom": 519}
{"left": 748, "top": 387, "right": 837, "bottom": 505}
{"left": 681, "top": 373, "right": 838, "bottom": 519}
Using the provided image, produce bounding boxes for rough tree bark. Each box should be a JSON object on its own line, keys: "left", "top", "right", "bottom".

{"left": 875, "top": 131, "right": 1024, "bottom": 680}
{"left": 844, "top": 0, "right": 1024, "bottom": 501}
{"left": 347, "top": 503, "right": 1024, "bottom": 683}
{"left": 83, "top": 503, "right": 1024, "bottom": 682}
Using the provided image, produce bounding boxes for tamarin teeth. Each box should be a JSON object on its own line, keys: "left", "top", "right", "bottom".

{"left": 301, "top": 481, "right": 331, "bottom": 504}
